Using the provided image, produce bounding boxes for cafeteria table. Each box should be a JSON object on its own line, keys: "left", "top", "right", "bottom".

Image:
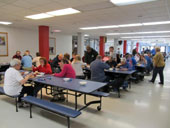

{"left": 31, "top": 75, "right": 107, "bottom": 111}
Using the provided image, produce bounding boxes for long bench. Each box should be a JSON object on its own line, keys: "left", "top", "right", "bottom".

{"left": 0, "top": 86, "right": 19, "bottom": 112}
{"left": 22, "top": 96, "right": 81, "bottom": 128}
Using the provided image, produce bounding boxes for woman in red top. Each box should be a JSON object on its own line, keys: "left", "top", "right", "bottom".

{"left": 33, "top": 57, "right": 52, "bottom": 97}
{"left": 54, "top": 59, "right": 76, "bottom": 78}
{"left": 33, "top": 57, "right": 52, "bottom": 74}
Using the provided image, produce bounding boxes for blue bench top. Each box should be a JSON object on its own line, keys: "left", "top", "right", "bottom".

{"left": 105, "top": 69, "right": 136, "bottom": 75}
{"left": 22, "top": 96, "right": 81, "bottom": 118}
{"left": 32, "top": 75, "right": 107, "bottom": 94}
{"left": 90, "top": 91, "right": 109, "bottom": 97}
{"left": 0, "top": 86, "right": 18, "bottom": 98}
{"left": 0, "top": 86, "right": 4, "bottom": 94}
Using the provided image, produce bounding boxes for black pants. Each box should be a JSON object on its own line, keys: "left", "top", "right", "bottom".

{"left": 18, "top": 86, "right": 34, "bottom": 102}
{"left": 151, "top": 67, "right": 164, "bottom": 84}
{"left": 34, "top": 83, "right": 44, "bottom": 97}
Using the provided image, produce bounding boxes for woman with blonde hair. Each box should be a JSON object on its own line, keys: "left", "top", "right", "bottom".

{"left": 72, "top": 55, "right": 86, "bottom": 79}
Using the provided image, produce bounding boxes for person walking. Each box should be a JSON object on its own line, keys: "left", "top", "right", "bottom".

{"left": 149, "top": 47, "right": 165, "bottom": 85}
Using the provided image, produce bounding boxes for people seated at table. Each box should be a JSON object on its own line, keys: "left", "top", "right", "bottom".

{"left": 149, "top": 47, "right": 165, "bottom": 85}
{"left": 54, "top": 58, "right": 76, "bottom": 78}
{"left": 72, "top": 55, "right": 86, "bottom": 79}
{"left": 106, "top": 56, "right": 117, "bottom": 68}
{"left": 51, "top": 53, "right": 63, "bottom": 73}
{"left": 151, "top": 47, "right": 156, "bottom": 56}
{"left": 53, "top": 58, "right": 76, "bottom": 101}
{"left": 135, "top": 53, "right": 140, "bottom": 62}
{"left": 4, "top": 59, "right": 34, "bottom": 107}
{"left": 21, "top": 51, "right": 32, "bottom": 71}
{"left": 13, "top": 51, "right": 22, "bottom": 60}
{"left": 90, "top": 55, "right": 110, "bottom": 82}
{"left": 144, "top": 53, "right": 153, "bottom": 74}
{"left": 32, "top": 57, "right": 52, "bottom": 97}
{"left": 70, "top": 52, "right": 76, "bottom": 62}
{"left": 126, "top": 54, "right": 137, "bottom": 70}
{"left": 64, "top": 53, "right": 71, "bottom": 63}
{"left": 33, "top": 57, "right": 52, "bottom": 74}
{"left": 116, "top": 58, "right": 132, "bottom": 71}
{"left": 23, "top": 50, "right": 33, "bottom": 60}
{"left": 138, "top": 55, "right": 147, "bottom": 65}
{"left": 117, "top": 54, "right": 121, "bottom": 64}
{"left": 32, "top": 52, "right": 41, "bottom": 67}
{"left": 84, "top": 45, "right": 98, "bottom": 65}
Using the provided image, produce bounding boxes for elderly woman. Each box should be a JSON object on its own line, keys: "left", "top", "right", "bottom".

{"left": 149, "top": 47, "right": 165, "bottom": 85}
{"left": 4, "top": 59, "right": 34, "bottom": 107}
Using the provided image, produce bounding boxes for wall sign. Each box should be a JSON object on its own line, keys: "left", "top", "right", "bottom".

{"left": 0, "top": 32, "right": 8, "bottom": 56}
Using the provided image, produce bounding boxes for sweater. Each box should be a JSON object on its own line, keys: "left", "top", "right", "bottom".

{"left": 54, "top": 64, "right": 76, "bottom": 78}
{"left": 153, "top": 52, "right": 165, "bottom": 67}
{"left": 33, "top": 63, "right": 52, "bottom": 74}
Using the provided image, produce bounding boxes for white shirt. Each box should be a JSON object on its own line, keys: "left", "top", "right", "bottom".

{"left": 110, "top": 52, "right": 117, "bottom": 59}
{"left": 32, "top": 57, "right": 41, "bottom": 67}
{"left": 72, "top": 61, "right": 86, "bottom": 76}
{"left": 4, "top": 67, "right": 23, "bottom": 96}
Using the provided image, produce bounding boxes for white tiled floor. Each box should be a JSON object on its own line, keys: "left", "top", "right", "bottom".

{"left": 0, "top": 60, "right": 170, "bottom": 128}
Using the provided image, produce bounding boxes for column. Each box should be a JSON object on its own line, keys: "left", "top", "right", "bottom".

{"left": 114, "top": 38, "right": 118, "bottom": 53}
{"left": 131, "top": 41, "right": 134, "bottom": 53}
{"left": 136, "top": 42, "right": 139, "bottom": 53}
{"left": 99, "top": 36, "right": 105, "bottom": 57}
{"left": 77, "top": 32, "right": 84, "bottom": 58}
{"left": 123, "top": 40, "right": 127, "bottom": 55}
{"left": 39, "top": 26, "right": 49, "bottom": 60}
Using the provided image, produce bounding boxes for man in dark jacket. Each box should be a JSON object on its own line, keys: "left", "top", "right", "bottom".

{"left": 84, "top": 46, "right": 98, "bottom": 65}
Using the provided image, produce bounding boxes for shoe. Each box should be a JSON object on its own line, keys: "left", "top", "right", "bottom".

{"left": 59, "top": 95, "right": 65, "bottom": 102}
{"left": 50, "top": 95, "right": 60, "bottom": 102}
{"left": 158, "top": 82, "right": 164, "bottom": 85}
{"left": 149, "top": 80, "right": 154, "bottom": 83}
{"left": 18, "top": 102, "right": 29, "bottom": 108}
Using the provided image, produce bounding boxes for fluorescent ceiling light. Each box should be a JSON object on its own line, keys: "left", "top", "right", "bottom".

{"left": 118, "top": 23, "right": 142, "bottom": 27}
{"left": 25, "top": 13, "right": 54, "bottom": 20}
{"left": 80, "top": 20, "right": 170, "bottom": 30}
{"left": 106, "top": 31, "right": 170, "bottom": 35}
{"left": 110, "top": 0, "right": 157, "bottom": 6}
{"left": 0, "top": 21, "right": 12, "bottom": 25}
{"left": 84, "top": 34, "right": 89, "bottom": 37}
{"left": 46, "top": 8, "right": 80, "bottom": 16}
{"left": 52, "top": 30, "right": 61, "bottom": 32}
{"left": 121, "top": 35, "right": 170, "bottom": 38}
{"left": 80, "top": 25, "right": 118, "bottom": 30}
{"left": 143, "top": 21, "right": 170, "bottom": 26}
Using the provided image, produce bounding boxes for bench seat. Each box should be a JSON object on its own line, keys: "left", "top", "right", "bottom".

{"left": 90, "top": 91, "right": 109, "bottom": 97}
{"left": 22, "top": 96, "right": 81, "bottom": 128}
{"left": 0, "top": 86, "right": 19, "bottom": 112}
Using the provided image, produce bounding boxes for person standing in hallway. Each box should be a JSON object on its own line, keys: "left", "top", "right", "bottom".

{"left": 149, "top": 47, "right": 165, "bottom": 85}
{"left": 84, "top": 45, "right": 98, "bottom": 65}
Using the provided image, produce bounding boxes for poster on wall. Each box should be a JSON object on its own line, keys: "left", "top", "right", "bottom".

{"left": 49, "top": 37, "right": 56, "bottom": 55}
{"left": 0, "top": 32, "right": 8, "bottom": 56}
